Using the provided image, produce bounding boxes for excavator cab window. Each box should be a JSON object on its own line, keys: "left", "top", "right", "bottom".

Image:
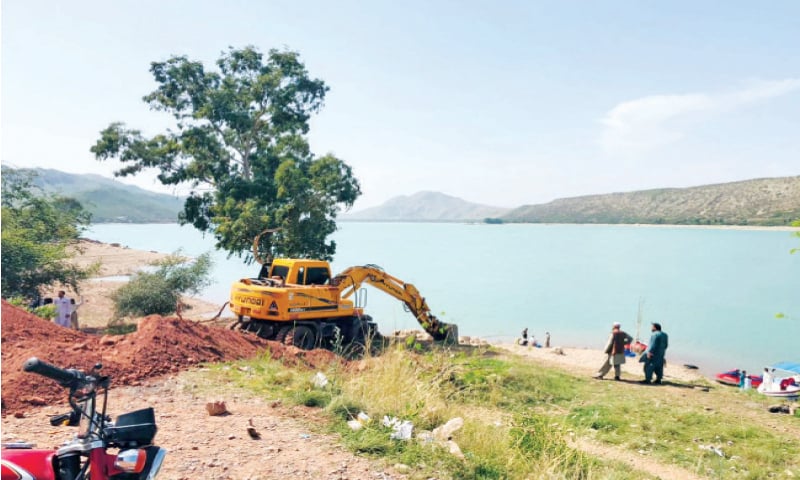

{"left": 306, "top": 267, "right": 330, "bottom": 285}
{"left": 296, "top": 267, "right": 305, "bottom": 284}
{"left": 272, "top": 265, "right": 289, "bottom": 281}
{"left": 257, "top": 263, "right": 271, "bottom": 279}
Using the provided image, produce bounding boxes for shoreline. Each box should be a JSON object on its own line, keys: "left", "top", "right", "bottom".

{"left": 63, "top": 240, "right": 225, "bottom": 328}
{"left": 92, "top": 221, "right": 800, "bottom": 233}
{"left": 493, "top": 341, "right": 709, "bottom": 384}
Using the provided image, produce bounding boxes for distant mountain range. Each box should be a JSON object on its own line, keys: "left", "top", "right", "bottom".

{"left": 341, "top": 191, "right": 510, "bottom": 222}
{"left": 3, "top": 168, "right": 798, "bottom": 226}
{"left": 345, "top": 177, "right": 800, "bottom": 226}
{"left": 503, "top": 176, "right": 800, "bottom": 226}
{"left": 2, "top": 167, "right": 184, "bottom": 223}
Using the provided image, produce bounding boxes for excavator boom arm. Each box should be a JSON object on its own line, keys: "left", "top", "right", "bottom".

{"left": 332, "top": 265, "right": 457, "bottom": 342}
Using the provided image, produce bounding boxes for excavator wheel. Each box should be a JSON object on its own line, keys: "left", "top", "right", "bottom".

{"left": 284, "top": 325, "right": 317, "bottom": 350}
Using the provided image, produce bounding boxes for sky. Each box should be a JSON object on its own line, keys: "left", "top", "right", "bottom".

{"left": 2, "top": 1, "right": 798, "bottom": 210}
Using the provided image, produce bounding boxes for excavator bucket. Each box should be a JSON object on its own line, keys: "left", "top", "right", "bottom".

{"left": 433, "top": 322, "right": 459, "bottom": 345}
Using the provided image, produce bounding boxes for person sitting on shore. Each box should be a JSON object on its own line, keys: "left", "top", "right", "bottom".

{"left": 519, "top": 328, "right": 529, "bottom": 346}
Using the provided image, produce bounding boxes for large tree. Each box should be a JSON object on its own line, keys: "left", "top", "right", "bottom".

{"left": 91, "top": 46, "right": 360, "bottom": 262}
{"left": 1, "top": 169, "right": 93, "bottom": 298}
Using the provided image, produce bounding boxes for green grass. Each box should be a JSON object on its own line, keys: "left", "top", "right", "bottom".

{"left": 564, "top": 381, "right": 800, "bottom": 478}
{"left": 187, "top": 345, "right": 799, "bottom": 479}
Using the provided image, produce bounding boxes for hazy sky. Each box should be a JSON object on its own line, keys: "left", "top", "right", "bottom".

{"left": 2, "top": 1, "right": 798, "bottom": 210}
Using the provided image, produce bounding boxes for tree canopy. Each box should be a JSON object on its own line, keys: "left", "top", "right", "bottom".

{"left": 91, "top": 46, "right": 360, "bottom": 262}
{"left": 1, "top": 169, "right": 93, "bottom": 298}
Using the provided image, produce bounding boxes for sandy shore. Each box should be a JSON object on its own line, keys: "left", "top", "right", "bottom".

{"left": 495, "top": 342, "right": 707, "bottom": 384}
{"left": 53, "top": 240, "right": 226, "bottom": 328}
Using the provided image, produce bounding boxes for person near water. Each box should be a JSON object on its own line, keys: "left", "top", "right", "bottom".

{"left": 53, "top": 291, "right": 72, "bottom": 328}
{"left": 520, "top": 328, "right": 529, "bottom": 346}
{"left": 762, "top": 368, "right": 775, "bottom": 391}
{"left": 593, "top": 322, "right": 633, "bottom": 381}
{"left": 639, "top": 322, "right": 668, "bottom": 384}
{"left": 545, "top": 332, "right": 551, "bottom": 348}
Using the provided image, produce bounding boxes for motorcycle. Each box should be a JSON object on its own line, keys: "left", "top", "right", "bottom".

{"left": 1, "top": 357, "right": 166, "bottom": 480}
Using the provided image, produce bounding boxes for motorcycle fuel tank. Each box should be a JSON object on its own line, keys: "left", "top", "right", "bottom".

{"left": 2, "top": 448, "right": 56, "bottom": 480}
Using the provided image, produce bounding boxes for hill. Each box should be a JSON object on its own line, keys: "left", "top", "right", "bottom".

{"left": 504, "top": 176, "right": 800, "bottom": 226}
{"left": 342, "top": 191, "right": 510, "bottom": 222}
{"left": 2, "top": 167, "right": 184, "bottom": 223}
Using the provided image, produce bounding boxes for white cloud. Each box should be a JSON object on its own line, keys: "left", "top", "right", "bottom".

{"left": 600, "top": 78, "right": 800, "bottom": 154}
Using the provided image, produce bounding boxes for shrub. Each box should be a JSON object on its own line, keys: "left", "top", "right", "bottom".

{"left": 111, "top": 252, "right": 212, "bottom": 318}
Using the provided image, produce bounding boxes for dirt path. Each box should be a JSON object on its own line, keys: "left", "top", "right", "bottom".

{"left": 2, "top": 375, "right": 405, "bottom": 480}
{"left": 570, "top": 437, "right": 706, "bottom": 480}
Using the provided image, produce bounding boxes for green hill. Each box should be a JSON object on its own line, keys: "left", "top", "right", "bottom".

{"left": 503, "top": 176, "right": 800, "bottom": 226}
{"left": 2, "top": 167, "right": 184, "bottom": 223}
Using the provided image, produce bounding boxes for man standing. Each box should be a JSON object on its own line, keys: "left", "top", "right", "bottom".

{"left": 593, "top": 322, "right": 633, "bottom": 381}
{"left": 69, "top": 296, "right": 85, "bottom": 330}
{"left": 640, "top": 322, "right": 669, "bottom": 384}
{"left": 53, "top": 290, "right": 72, "bottom": 328}
{"left": 520, "top": 328, "right": 529, "bottom": 346}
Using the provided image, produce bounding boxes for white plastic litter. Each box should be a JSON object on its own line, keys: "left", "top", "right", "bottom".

{"left": 313, "top": 372, "right": 329, "bottom": 388}
{"left": 347, "top": 412, "right": 371, "bottom": 431}
{"left": 382, "top": 415, "right": 414, "bottom": 440}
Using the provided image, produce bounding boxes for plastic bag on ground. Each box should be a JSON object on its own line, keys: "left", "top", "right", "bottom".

{"left": 313, "top": 372, "right": 329, "bottom": 388}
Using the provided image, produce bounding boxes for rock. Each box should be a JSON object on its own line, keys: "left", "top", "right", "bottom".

{"left": 206, "top": 401, "right": 228, "bottom": 416}
{"left": 432, "top": 417, "right": 463, "bottom": 441}
{"left": 13, "top": 412, "right": 25, "bottom": 419}
{"left": 27, "top": 397, "right": 47, "bottom": 406}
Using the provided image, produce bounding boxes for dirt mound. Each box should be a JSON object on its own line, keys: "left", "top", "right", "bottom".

{"left": 1, "top": 300, "right": 339, "bottom": 415}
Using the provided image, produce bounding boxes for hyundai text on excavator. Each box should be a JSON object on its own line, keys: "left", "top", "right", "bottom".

{"left": 229, "top": 257, "right": 458, "bottom": 351}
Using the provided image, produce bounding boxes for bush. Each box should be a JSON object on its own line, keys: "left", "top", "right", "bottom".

{"left": 111, "top": 252, "right": 212, "bottom": 318}
{"left": 7, "top": 296, "right": 57, "bottom": 320}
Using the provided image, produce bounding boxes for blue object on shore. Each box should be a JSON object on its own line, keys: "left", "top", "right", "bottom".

{"left": 769, "top": 361, "right": 800, "bottom": 375}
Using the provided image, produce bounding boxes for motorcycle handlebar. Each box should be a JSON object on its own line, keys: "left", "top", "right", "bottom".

{"left": 23, "top": 357, "right": 85, "bottom": 388}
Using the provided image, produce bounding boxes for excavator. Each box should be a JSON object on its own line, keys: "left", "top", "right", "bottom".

{"left": 229, "top": 244, "right": 458, "bottom": 352}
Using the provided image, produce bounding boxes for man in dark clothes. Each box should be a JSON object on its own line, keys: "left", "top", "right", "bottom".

{"left": 640, "top": 322, "right": 668, "bottom": 384}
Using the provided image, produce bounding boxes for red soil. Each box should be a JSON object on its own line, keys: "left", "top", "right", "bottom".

{"left": 1, "top": 300, "right": 339, "bottom": 415}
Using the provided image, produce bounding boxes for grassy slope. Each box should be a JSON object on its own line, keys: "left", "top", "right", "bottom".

{"left": 504, "top": 176, "right": 800, "bottom": 226}
{"left": 187, "top": 345, "right": 800, "bottom": 480}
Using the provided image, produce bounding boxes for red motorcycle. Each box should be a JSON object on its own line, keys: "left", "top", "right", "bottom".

{"left": 2, "top": 357, "right": 166, "bottom": 480}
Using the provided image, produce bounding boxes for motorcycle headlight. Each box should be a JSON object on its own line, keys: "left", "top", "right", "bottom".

{"left": 114, "top": 449, "right": 146, "bottom": 473}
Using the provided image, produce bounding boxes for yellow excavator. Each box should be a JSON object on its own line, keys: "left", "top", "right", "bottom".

{"left": 229, "top": 256, "right": 458, "bottom": 351}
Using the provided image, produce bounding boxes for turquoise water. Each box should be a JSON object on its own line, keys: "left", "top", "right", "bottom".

{"left": 86, "top": 222, "right": 799, "bottom": 375}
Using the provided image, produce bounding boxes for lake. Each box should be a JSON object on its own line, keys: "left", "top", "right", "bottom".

{"left": 86, "top": 222, "right": 800, "bottom": 376}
